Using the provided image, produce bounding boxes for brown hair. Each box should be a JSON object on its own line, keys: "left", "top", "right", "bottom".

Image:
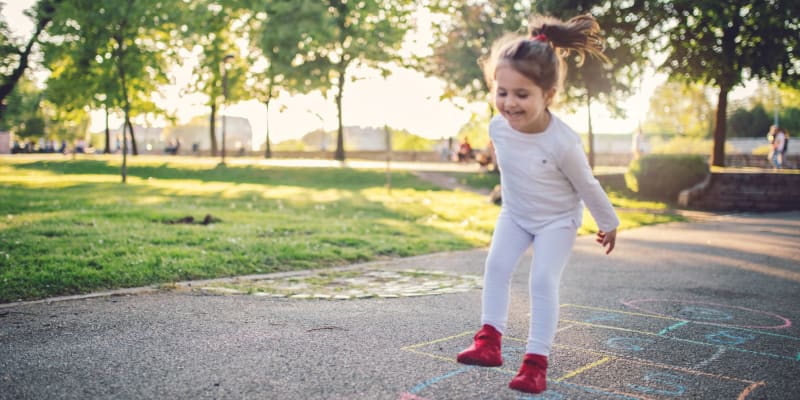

{"left": 480, "top": 14, "right": 608, "bottom": 93}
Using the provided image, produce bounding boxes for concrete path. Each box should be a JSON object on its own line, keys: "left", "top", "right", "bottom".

{"left": 1, "top": 212, "right": 799, "bottom": 399}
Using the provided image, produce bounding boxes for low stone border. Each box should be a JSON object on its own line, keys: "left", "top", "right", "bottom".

{"left": 184, "top": 268, "right": 483, "bottom": 300}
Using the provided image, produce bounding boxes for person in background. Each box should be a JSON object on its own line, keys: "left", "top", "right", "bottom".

{"left": 457, "top": 137, "right": 473, "bottom": 162}
{"left": 769, "top": 125, "right": 786, "bottom": 169}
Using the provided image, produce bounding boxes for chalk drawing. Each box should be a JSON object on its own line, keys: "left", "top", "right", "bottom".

{"left": 705, "top": 330, "right": 756, "bottom": 346}
{"left": 677, "top": 306, "right": 732, "bottom": 321}
{"left": 516, "top": 390, "right": 566, "bottom": 399}
{"left": 561, "top": 315, "right": 797, "bottom": 362}
{"left": 626, "top": 371, "right": 686, "bottom": 396}
{"left": 401, "top": 301, "right": 785, "bottom": 399}
{"left": 693, "top": 346, "right": 726, "bottom": 370}
{"left": 398, "top": 392, "right": 430, "bottom": 400}
{"left": 658, "top": 321, "right": 688, "bottom": 336}
{"left": 605, "top": 337, "right": 655, "bottom": 352}
{"left": 622, "top": 299, "right": 792, "bottom": 329}
{"left": 585, "top": 312, "right": 623, "bottom": 323}
{"left": 555, "top": 356, "right": 612, "bottom": 382}
{"left": 408, "top": 366, "right": 474, "bottom": 395}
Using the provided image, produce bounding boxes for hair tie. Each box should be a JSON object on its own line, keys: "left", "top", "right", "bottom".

{"left": 532, "top": 33, "right": 548, "bottom": 42}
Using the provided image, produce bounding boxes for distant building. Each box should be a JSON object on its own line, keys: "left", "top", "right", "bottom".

{"left": 300, "top": 126, "right": 389, "bottom": 151}
{"left": 166, "top": 116, "right": 252, "bottom": 153}
{"left": 106, "top": 125, "right": 164, "bottom": 153}
{"left": 105, "top": 116, "right": 253, "bottom": 154}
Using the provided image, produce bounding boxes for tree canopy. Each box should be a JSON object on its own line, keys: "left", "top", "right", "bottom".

{"left": 0, "top": 0, "right": 63, "bottom": 120}
{"left": 421, "top": 1, "right": 653, "bottom": 168}
{"left": 643, "top": 81, "right": 714, "bottom": 137}
{"left": 420, "top": 0, "right": 529, "bottom": 106}
{"left": 535, "top": 0, "right": 653, "bottom": 167}
{"left": 295, "top": 0, "right": 416, "bottom": 160}
{"left": 651, "top": 0, "right": 800, "bottom": 166}
{"left": 3, "top": 0, "right": 799, "bottom": 170}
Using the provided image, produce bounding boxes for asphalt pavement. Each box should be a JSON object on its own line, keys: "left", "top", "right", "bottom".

{"left": 1, "top": 211, "right": 799, "bottom": 399}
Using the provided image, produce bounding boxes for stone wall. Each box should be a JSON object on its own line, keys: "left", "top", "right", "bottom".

{"left": 678, "top": 171, "right": 800, "bottom": 211}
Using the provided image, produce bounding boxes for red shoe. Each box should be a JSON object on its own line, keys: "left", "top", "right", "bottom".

{"left": 456, "top": 324, "right": 503, "bottom": 367}
{"left": 508, "top": 353, "right": 548, "bottom": 394}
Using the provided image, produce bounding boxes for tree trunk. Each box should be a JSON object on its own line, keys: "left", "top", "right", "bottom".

{"left": 587, "top": 95, "right": 595, "bottom": 170}
{"left": 114, "top": 18, "right": 130, "bottom": 182}
{"left": 121, "top": 117, "right": 128, "bottom": 183}
{"left": 711, "top": 86, "right": 729, "bottom": 167}
{"left": 264, "top": 99, "right": 271, "bottom": 158}
{"left": 0, "top": 0, "right": 62, "bottom": 121}
{"left": 103, "top": 104, "right": 111, "bottom": 154}
{"left": 209, "top": 103, "right": 218, "bottom": 156}
{"left": 334, "top": 70, "right": 346, "bottom": 161}
{"left": 125, "top": 117, "right": 138, "bottom": 155}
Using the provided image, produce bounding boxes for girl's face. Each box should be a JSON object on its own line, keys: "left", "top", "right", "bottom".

{"left": 494, "top": 62, "right": 556, "bottom": 134}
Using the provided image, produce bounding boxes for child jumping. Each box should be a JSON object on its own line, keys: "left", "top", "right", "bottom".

{"left": 456, "top": 14, "right": 619, "bottom": 394}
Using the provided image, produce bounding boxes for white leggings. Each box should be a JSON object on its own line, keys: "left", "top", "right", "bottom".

{"left": 481, "top": 212, "right": 577, "bottom": 356}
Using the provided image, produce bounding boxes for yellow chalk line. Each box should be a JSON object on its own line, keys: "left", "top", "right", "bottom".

{"left": 555, "top": 356, "right": 613, "bottom": 382}
{"left": 401, "top": 347, "right": 460, "bottom": 364}
{"left": 560, "top": 303, "right": 682, "bottom": 321}
{"left": 401, "top": 347, "right": 518, "bottom": 374}
{"left": 401, "top": 331, "right": 473, "bottom": 350}
{"left": 554, "top": 343, "right": 755, "bottom": 384}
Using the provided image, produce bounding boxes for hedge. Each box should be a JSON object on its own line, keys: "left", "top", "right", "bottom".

{"left": 625, "top": 154, "right": 709, "bottom": 201}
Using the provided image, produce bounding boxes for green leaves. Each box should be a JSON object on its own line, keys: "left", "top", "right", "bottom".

{"left": 651, "top": 0, "right": 800, "bottom": 165}
{"left": 420, "top": 0, "right": 529, "bottom": 104}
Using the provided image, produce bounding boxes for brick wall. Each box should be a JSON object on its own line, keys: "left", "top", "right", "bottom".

{"left": 678, "top": 172, "right": 800, "bottom": 211}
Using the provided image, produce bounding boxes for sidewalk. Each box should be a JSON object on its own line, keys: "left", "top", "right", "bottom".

{"left": 1, "top": 211, "right": 798, "bottom": 399}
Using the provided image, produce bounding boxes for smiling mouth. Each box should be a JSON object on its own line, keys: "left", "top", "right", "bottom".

{"left": 505, "top": 110, "right": 524, "bottom": 118}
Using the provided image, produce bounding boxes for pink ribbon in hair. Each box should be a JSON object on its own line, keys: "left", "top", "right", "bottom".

{"left": 532, "top": 33, "right": 548, "bottom": 42}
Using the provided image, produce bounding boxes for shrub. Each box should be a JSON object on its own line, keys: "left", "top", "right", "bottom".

{"left": 625, "top": 154, "right": 709, "bottom": 201}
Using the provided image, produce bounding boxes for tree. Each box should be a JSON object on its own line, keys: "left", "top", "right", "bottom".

{"left": 747, "top": 83, "right": 800, "bottom": 133}
{"left": 422, "top": 0, "right": 653, "bottom": 168}
{"left": 652, "top": 0, "right": 800, "bottom": 166}
{"left": 245, "top": 0, "right": 328, "bottom": 158}
{"left": 181, "top": 0, "right": 247, "bottom": 158}
{"left": 421, "top": 0, "right": 530, "bottom": 107}
{"left": 0, "top": 73, "right": 42, "bottom": 137}
{"left": 300, "top": 0, "right": 415, "bottom": 161}
{"left": 43, "top": 0, "right": 184, "bottom": 181}
{"left": 0, "top": 0, "right": 63, "bottom": 121}
{"left": 643, "top": 81, "right": 714, "bottom": 137}
{"left": 42, "top": 25, "right": 120, "bottom": 153}
{"left": 39, "top": 98, "right": 90, "bottom": 145}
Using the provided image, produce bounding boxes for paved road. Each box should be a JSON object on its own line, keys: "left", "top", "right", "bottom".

{"left": 2, "top": 212, "right": 799, "bottom": 399}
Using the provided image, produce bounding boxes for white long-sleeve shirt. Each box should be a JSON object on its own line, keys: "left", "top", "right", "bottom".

{"left": 489, "top": 113, "right": 620, "bottom": 233}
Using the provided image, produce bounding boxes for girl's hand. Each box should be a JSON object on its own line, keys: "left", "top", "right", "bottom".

{"left": 596, "top": 229, "right": 617, "bottom": 255}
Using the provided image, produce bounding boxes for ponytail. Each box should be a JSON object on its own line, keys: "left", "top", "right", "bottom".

{"left": 480, "top": 14, "right": 607, "bottom": 93}
{"left": 529, "top": 14, "right": 608, "bottom": 66}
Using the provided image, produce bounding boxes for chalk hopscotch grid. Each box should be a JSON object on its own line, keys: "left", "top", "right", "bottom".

{"left": 560, "top": 304, "right": 799, "bottom": 362}
{"left": 401, "top": 330, "right": 646, "bottom": 399}
{"left": 399, "top": 303, "right": 787, "bottom": 399}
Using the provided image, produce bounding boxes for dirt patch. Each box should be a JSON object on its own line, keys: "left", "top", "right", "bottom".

{"left": 162, "top": 214, "right": 221, "bottom": 225}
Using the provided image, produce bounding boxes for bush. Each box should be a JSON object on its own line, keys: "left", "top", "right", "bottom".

{"left": 625, "top": 154, "right": 709, "bottom": 201}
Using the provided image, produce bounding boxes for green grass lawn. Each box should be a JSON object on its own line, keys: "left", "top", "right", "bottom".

{"left": 0, "top": 156, "right": 682, "bottom": 302}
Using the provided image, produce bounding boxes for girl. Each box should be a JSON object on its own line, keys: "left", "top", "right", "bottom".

{"left": 456, "top": 14, "right": 619, "bottom": 394}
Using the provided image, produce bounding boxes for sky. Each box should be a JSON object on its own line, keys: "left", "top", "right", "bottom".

{"left": 3, "top": 1, "right": 758, "bottom": 148}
